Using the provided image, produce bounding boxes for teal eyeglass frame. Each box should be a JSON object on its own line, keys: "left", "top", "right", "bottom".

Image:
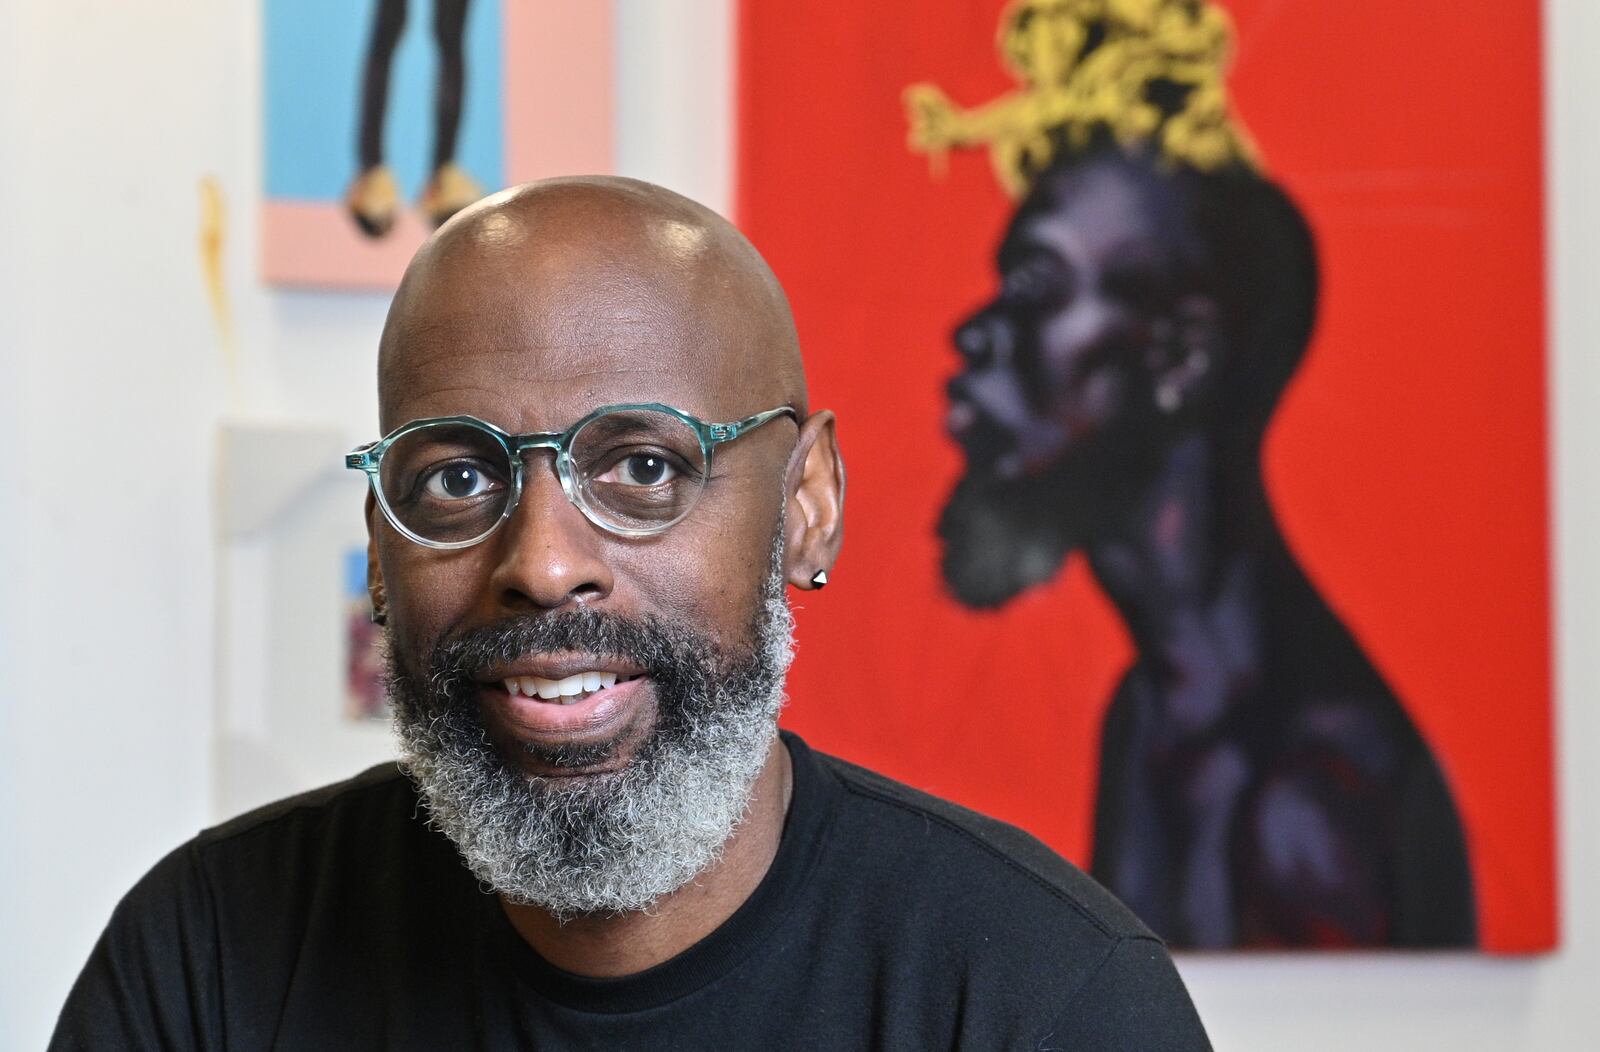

{"left": 346, "top": 402, "right": 798, "bottom": 549}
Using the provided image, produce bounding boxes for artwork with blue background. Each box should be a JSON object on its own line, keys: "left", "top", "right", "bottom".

{"left": 266, "top": 0, "right": 504, "bottom": 235}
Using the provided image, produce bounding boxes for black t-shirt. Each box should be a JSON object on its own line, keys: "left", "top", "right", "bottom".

{"left": 51, "top": 733, "right": 1209, "bottom": 1050}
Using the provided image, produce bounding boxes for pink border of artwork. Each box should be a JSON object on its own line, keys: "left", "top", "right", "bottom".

{"left": 504, "top": 0, "right": 613, "bottom": 184}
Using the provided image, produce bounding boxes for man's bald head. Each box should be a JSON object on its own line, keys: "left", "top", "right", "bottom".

{"left": 377, "top": 176, "right": 806, "bottom": 432}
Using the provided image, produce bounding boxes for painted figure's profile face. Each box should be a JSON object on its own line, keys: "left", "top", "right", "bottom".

{"left": 940, "top": 156, "right": 1218, "bottom": 607}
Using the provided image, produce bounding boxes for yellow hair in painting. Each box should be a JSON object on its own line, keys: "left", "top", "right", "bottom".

{"left": 904, "top": 0, "right": 1260, "bottom": 197}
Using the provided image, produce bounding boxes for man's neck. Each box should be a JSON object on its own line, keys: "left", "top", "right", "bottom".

{"left": 497, "top": 734, "right": 794, "bottom": 977}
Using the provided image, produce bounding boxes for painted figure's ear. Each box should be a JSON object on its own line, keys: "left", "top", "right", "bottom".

{"left": 364, "top": 491, "right": 388, "bottom": 625}
{"left": 1153, "top": 293, "right": 1221, "bottom": 414}
{"left": 783, "top": 411, "right": 846, "bottom": 591}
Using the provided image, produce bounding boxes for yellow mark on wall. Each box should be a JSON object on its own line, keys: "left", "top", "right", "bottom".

{"left": 198, "top": 176, "right": 237, "bottom": 375}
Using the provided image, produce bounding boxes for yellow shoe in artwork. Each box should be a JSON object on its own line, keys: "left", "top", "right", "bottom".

{"left": 418, "top": 162, "right": 485, "bottom": 228}
{"left": 345, "top": 165, "right": 401, "bottom": 239}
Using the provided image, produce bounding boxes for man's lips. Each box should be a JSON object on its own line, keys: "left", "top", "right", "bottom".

{"left": 474, "top": 654, "right": 653, "bottom": 740}
{"left": 477, "top": 653, "right": 646, "bottom": 701}
{"left": 476, "top": 652, "right": 647, "bottom": 685}
{"left": 499, "top": 670, "right": 646, "bottom": 704}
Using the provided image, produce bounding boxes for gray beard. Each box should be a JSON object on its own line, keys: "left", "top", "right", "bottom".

{"left": 386, "top": 552, "right": 794, "bottom": 922}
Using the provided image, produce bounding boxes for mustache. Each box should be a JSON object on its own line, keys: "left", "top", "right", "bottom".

{"left": 407, "top": 607, "right": 722, "bottom": 721}
{"left": 432, "top": 609, "right": 681, "bottom": 677}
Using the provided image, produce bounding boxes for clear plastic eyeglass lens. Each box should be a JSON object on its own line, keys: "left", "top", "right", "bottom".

{"left": 571, "top": 409, "right": 708, "bottom": 533}
{"left": 379, "top": 423, "right": 514, "bottom": 544}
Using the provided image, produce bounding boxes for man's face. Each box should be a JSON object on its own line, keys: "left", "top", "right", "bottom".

{"left": 940, "top": 162, "right": 1202, "bottom": 606}
{"left": 375, "top": 229, "right": 797, "bottom": 780}
{"left": 370, "top": 200, "right": 811, "bottom": 915}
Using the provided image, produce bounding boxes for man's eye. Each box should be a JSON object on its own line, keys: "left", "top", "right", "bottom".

{"left": 422, "top": 462, "right": 501, "bottom": 500}
{"left": 597, "top": 452, "right": 680, "bottom": 487}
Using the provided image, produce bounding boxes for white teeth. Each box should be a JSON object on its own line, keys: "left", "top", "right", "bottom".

{"left": 501, "top": 670, "right": 635, "bottom": 701}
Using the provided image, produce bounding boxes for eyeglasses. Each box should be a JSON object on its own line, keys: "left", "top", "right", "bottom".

{"left": 346, "top": 402, "right": 797, "bottom": 549}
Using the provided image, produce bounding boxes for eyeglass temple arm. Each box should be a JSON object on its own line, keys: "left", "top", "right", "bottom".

{"left": 708, "top": 406, "right": 799, "bottom": 443}
{"left": 345, "top": 442, "right": 379, "bottom": 471}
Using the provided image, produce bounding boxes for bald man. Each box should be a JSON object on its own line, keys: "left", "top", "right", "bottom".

{"left": 52, "top": 178, "right": 1209, "bottom": 1050}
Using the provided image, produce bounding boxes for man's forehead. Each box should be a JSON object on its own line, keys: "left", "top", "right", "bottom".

{"left": 380, "top": 309, "right": 771, "bottom": 431}
{"left": 392, "top": 280, "right": 700, "bottom": 401}
{"left": 376, "top": 177, "right": 805, "bottom": 429}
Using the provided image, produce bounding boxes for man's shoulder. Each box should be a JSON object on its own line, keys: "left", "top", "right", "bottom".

{"left": 196, "top": 762, "right": 413, "bottom": 850}
{"left": 51, "top": 766, "right": 463, "bottom": 1051}
{"left": 797, "top": 746, "right": 1207, "bottom": 1047}
{"left": 813, "top": 749, "right": 1157, "bottom": 944}
{"left": 172, "top": 763, "right": 454, "bottom": 943}
{"left": 100, "top": 764, "right": 414, "bottom": 928}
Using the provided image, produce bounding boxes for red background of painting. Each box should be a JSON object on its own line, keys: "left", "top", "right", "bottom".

{"left": 738, "top": 0, "right": 1553, "bottom": 952}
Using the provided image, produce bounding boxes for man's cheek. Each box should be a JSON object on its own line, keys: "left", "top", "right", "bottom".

{"left": 645, "top": 562, "right": 753, "bottom": 653}
{"left": 381, "top": 555, "right": 478, "bottom": 656}
{"left": 381, "top": 611, "right": 436, "bottom": 686}
{"left": 629, "top": 508, "right": 776, "bottom": 639}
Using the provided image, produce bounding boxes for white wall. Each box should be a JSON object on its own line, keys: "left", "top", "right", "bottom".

{"left": 0, "top": 4, "right": 234, "bottom": 1046}
{"left": 0, "top": 1, "right": 1593, "bottom": 1047}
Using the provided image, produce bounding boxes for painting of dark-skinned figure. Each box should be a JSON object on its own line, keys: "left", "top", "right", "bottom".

{"left": 738, "top": 0, "right": 1557, "bottom": 955}
{"left": 908, "top": 0, "right": 1465, "bottom": 952}
{"left": 904, "top": 0, "right": 1477, "bottom": 949}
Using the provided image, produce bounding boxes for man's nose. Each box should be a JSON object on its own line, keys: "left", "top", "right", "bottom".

{"left": 486, "top": 462, "right": 614, "bottom": 611}
{"left": 953, "top": 310, "right": 1012, "bottom": 370}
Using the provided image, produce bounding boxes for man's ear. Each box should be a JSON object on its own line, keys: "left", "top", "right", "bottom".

{"left": 1153, "top": 293, "right": 1221, "bottom": 414}
{"left": 782, "top": 410, "right": 845, "bottom": 590}
{"left": 365, "top": 491, "right": 388, "bottom": 624}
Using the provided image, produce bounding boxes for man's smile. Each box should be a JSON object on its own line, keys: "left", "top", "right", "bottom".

{"left": 479, "top": 653, "right": 648, "bottom": 699}
{"left": 475, "top": 655, "right": 656, "bottom": 752}
{"left": 501, "top": 670, "right": 646, "bottom": 704}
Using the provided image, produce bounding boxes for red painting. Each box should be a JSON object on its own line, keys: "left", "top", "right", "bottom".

{"left": 740, "top": 0, "right": 1552, "bottom": 951}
